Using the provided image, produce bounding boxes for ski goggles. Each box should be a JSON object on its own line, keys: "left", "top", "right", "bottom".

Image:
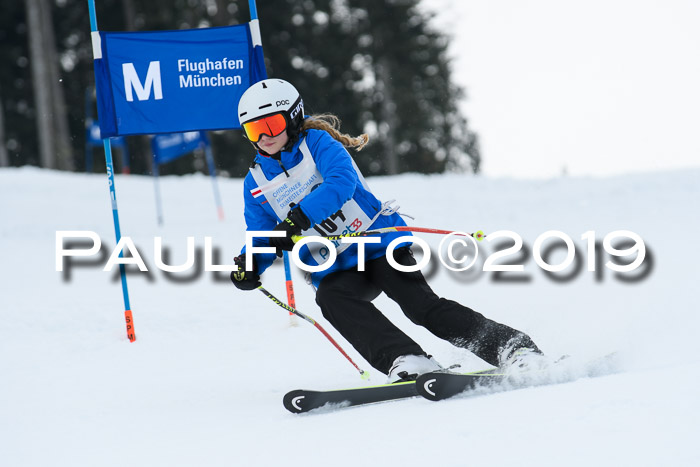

{"left": 242, "top": 113, "right": 288, "bottom": 143}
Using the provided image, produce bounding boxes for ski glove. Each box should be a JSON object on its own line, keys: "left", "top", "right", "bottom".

{"left": 269, "top": 206, "right": 311, "bottom": 257}
{"left": 231, "top": 254, "right": 261, "bottom": 291}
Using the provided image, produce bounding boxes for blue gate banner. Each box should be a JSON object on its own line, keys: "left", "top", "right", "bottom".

{"left": 94, "top": 24, "right": 266, "bottom": 137}
{"left": 152, "top": 131, "right": 208, "bottom": 164}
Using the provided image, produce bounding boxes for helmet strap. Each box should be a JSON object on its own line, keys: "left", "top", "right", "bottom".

{"left": 280, "top": 129, "right": 300, "bottom": 153}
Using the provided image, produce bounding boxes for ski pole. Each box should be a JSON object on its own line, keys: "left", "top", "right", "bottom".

{"left": 257, "top": 286, "right": 370, "bottom": 380}
{"left": 292, "top": 226, "right": 485, "bottom": 243}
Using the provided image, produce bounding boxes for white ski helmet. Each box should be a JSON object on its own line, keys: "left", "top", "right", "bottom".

{"left": 238, "top": 78, "right": 304, "bottom": 145}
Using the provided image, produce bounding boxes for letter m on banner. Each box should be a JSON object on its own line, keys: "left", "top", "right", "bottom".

{"left": 92, "top": 23, "right": 266, "bottom": 136}
{"left": 122, "top": 62, "right": 163, "bottom": 102}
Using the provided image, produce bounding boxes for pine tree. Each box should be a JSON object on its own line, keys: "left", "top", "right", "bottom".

{"left": 1, "top": 0, "right": 479, "bottom": 175}
{"left": 0, "top": 82, "right": 8, "bottom": 167}
{"left": 253, "top": 0, "right": 480, "bottom": 175}
{"left": 25, "top": 0, "right": 73, "bottom": 170}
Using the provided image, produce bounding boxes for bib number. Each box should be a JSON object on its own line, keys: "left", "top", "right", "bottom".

{"left": 307, "top": 209, "right": 365, "bottom": 260}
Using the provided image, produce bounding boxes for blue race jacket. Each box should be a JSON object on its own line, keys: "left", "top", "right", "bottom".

{"left": 239, "top": 128, "right": 410, "bottom": 287}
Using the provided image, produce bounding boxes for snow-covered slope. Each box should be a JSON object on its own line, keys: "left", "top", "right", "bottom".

{"left": 1, "top": 167, "right": 698, "bottom": 466}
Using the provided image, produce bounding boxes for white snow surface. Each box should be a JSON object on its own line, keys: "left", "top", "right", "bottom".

{"left": 1, "top": 166, "right": 698, "bottom": 466}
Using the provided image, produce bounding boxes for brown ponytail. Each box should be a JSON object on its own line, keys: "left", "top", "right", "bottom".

{"left": 301, "top": 114, "right": 369, "bottom": 151}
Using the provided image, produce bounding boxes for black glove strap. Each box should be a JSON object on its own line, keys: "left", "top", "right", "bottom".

{"left": 231, "top": 254, "right": 261, "bottom": 290}
{"left": 287, "top": 206, "right": 311, "bottom": 231}
{"left": 269, "top": 206, "right": 312, "bottom": 256}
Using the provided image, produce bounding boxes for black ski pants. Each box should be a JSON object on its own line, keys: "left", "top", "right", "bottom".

{"left": 315, "top": 247, "right": 539, "bottom": 374}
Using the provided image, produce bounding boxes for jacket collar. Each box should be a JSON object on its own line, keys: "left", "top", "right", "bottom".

{"left": 254, "top": 132, "right": 306, "bottom": 166}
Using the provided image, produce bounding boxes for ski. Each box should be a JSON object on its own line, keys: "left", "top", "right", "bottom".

{"left": 416, "top": 369, "right": 507, "bottom": 401}
{"left": 283, "top": 380, "right": 418, "bottom": 414}
{"left": 284, "top": 353, "right": 619, "bottom": 412}
{"left": 416, "top": 352, "right": 620, "bottom": 401}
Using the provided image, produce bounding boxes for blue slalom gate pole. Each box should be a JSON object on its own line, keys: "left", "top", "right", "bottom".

{"left": 152, "top": 153, "right": 164, "bottom": 226}
{"left": 248, "top": 0, "right": 259, "bottom": 20}
{"left": 248, "top": 0, "right": 296, "bottom": 317}
{"left": 201, "top": 139, "right": 225, "bottom": 221}
{"left": 87, "top": 0, "right": 136, "bottom": 342}
{"left": 283, "top": 252, "right": 298, "bottom": 326}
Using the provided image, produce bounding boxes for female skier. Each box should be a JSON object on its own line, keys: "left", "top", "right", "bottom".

{"left": 231, "top": 78, "right": 541, "bottom": 382}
